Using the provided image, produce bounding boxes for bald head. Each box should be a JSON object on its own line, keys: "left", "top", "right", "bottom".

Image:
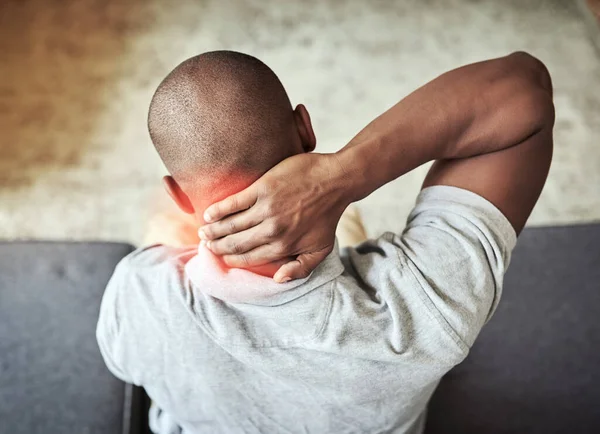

{"left": 148, "top": 51, "right": 306, "bottom": 202}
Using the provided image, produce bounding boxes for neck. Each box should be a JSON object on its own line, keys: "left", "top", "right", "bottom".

{"left": 192, "top": 204, "right": 290, "bottom": 279}
{"left": 188, "top": 178, "right": 292, "bottom": 278}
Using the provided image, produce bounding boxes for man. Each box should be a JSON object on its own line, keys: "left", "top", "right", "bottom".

{"left": 97, "top": 50, "right": 553, "bottom": 433}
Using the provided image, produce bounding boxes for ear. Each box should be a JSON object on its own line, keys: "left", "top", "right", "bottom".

{"left": 162, "top": 175, "right": 195, "bottom": 214}
{"left": 293, "top": 104, "right": 316, "bottom": 153}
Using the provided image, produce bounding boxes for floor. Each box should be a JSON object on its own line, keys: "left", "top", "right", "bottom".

{"left": 1, "top": 0, "right": 599, "bottom": 245}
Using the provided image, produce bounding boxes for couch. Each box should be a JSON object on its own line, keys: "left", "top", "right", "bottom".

{"left": 1, "top": 224, "right": 599, "bottom": 433}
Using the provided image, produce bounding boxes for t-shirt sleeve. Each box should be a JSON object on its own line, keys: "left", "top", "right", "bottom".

{"left": 96, "top": 245, "right": 196, "bottom": 386}
{"left": 96, "top": 258, "right": 136, "bottom": 384}
{"left": 392, "top": 185, "right": 517, "bottom": 349}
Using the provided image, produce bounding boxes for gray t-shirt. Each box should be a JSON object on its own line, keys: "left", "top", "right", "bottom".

{"left": 97, "top": 186, "right": 517, "bottom": 434}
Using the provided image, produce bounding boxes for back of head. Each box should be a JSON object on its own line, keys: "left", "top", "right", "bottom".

{"left": 148, "top": 51, "right": 299, "bottom": 201}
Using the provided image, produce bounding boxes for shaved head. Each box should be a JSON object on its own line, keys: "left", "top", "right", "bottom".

{"left": 148, "top": 51, "right": 303, "bottom": 202}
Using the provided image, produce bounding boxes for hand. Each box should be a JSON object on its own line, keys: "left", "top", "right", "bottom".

{"left": 199, "top": 152, "right": 351, "bottom": 282}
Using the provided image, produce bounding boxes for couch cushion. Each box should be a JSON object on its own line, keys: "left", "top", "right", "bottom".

{"left": 425, "top": 224, "right": 600, "bottom": 433}
{"left": 0, "top": 242, "right": 136, "bottom": 434}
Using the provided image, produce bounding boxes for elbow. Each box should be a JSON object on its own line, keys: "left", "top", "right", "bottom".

{"left": 509, "top": 51, "right": 553, "bottom": 95}
{"left": 529, "top": 84, "right": 555, "bottom": 134}
{"left": 508, "top": 51, "right": 555, "bottom": 132}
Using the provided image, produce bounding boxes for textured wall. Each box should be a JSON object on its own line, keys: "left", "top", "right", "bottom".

{"left": 1, "top": 0, "right": 599, "bottom": 244}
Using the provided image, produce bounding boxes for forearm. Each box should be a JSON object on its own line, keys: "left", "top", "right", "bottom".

{"left": 334, "top": 51, "right": 554, "bottom": 202}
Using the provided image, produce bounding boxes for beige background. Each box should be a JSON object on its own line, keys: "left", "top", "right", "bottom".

{"left": 1, "top": 0, "right": 599, "bottom": 245}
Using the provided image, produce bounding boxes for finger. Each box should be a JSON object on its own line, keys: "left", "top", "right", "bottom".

{"left": 203, "top": 188, "right": 257, "bottom": 223}
{"left": 222, "top": 244, "right": 283, "bottom": 269}
{"left": 273, "top": 247, "right": 332, "bottom": 283}
{"left": 199, "top": 212, "right": 261, "bottom": 241}
{"left": 207, "top": 225, "right": 270, "bottom": 256}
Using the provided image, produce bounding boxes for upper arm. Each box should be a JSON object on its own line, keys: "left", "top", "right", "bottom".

{"left": 423, "top": 126, "right": 552, "bottom": 235}
{"left": 340, "top": 186, "right": 516, "bottom": 362}
{"left": 423, "top": 54, "right": 554, "bottom": 235}
{"left": 96, "top": 245, "right": 194, "bottom": 385}
{"left": 390, "top": 186, "right": 518, "bottom": 349}
{"left": 96, "top": 259, "right": 135, "bottom": 383}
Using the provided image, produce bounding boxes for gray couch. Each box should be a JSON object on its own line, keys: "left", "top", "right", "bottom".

{"left": 1, "top": 225, "right": 599, "bottom": 433}
{"left": 0, "top": 242, "right": 149, "bottom": 434}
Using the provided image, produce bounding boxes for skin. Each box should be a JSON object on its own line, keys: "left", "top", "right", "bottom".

{"left": 162, "top": 103, "right": 318, "bottom": 277}
{"left": 192, "top": 52, "right": 555, "bottom": 283}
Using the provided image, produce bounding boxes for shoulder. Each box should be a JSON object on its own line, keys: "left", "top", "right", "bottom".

{"left": 96, "top": 244, "right": 197, "bottom": 383}
{"left": 120, "top": 244, "right": 197, "bottom": 271}
{"left": 108, "top": 244, "right": 197, "bottom": 314}
{"left": 340, "top": 186, "right": 517, "bottom": 355}
{"left": 393, "top": 186, "right": 517, "bottom": 348}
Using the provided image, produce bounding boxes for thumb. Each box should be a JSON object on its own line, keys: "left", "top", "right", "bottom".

{"left": 273, "top": 247, "right": 332, "bottom": 283}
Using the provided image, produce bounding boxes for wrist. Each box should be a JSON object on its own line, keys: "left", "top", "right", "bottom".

{"left": 332, "top": 139, "right": 379, "bottom": 203}
{"left": 316, "top": 153, "right": 354, "bottom": 212}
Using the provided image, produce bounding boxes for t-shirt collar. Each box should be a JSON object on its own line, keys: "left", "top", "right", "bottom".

{"left": 184, "top": 240, "right": 344, "bottom": 306}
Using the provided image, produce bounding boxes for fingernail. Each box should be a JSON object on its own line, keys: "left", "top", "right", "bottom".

{"left": 206, "top": 241, "right": 212, "bottom": 250}
{"left": 200, "top": 240, "right": 206, "bottom": 247}
{"left": 198, "top": 229, "right": 206, "bottom": 240}
{"left": 203, "top": 212, "right": 212, "bottom": 222}
{"left": 281, "top": 277, "right": 292, "bottom": 283}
